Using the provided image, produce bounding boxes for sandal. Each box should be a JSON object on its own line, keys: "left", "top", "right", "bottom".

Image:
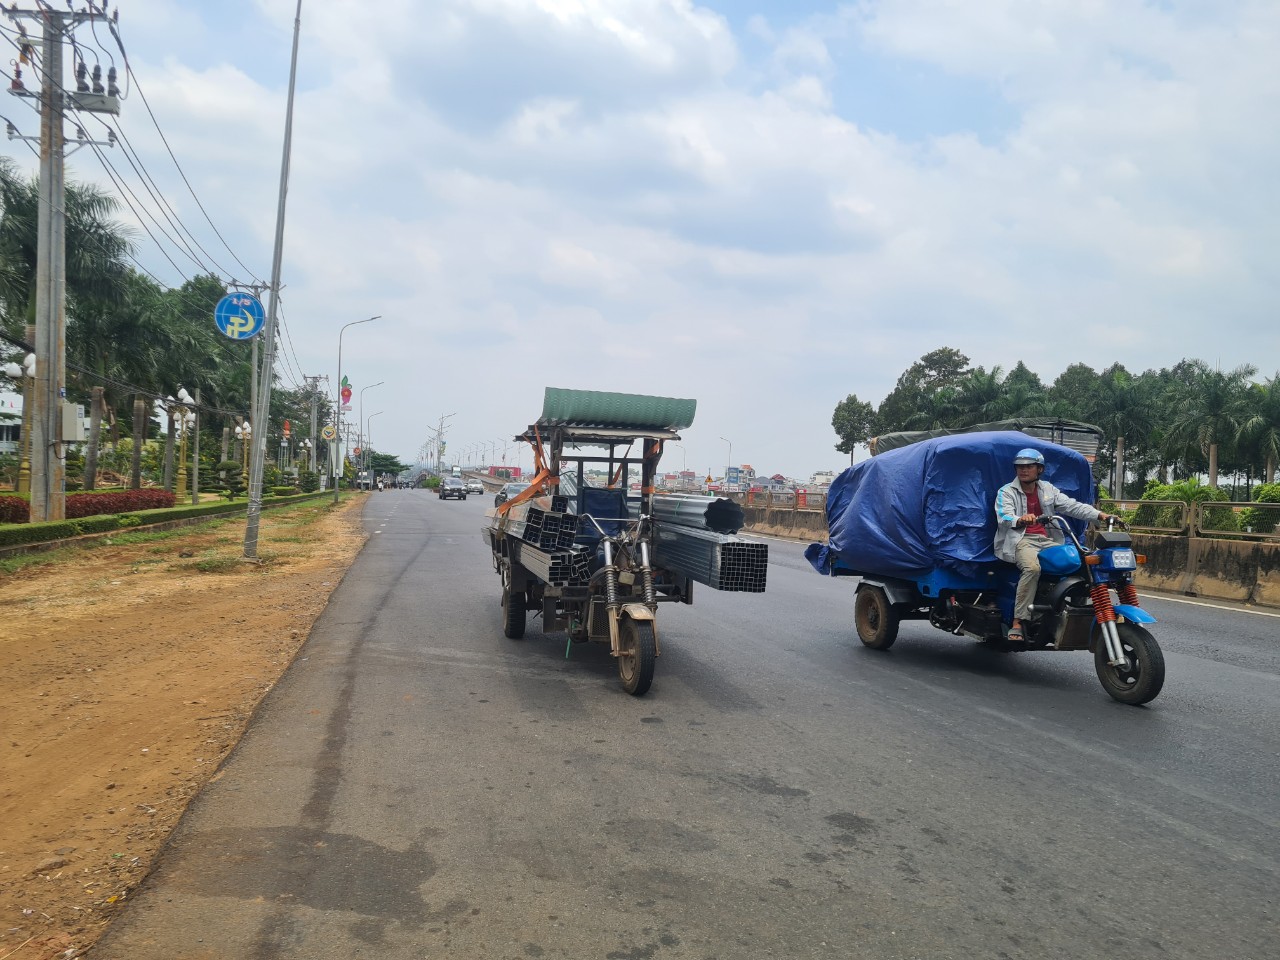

{"left": 1007, "top": 626, "right": 1025, "bottom": 642}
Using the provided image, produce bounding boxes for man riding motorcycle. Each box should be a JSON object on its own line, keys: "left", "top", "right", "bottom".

{"left": 994, "top": 448, "right": 1118, "bottom": 641}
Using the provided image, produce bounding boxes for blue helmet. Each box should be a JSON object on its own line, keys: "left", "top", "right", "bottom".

{"left": 1013, "top": 448, "right": 1045, "bottom": 466}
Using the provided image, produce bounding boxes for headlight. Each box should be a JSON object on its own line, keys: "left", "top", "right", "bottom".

{"left": 1109, "top": 549, "right": 1136, "bottom": 570}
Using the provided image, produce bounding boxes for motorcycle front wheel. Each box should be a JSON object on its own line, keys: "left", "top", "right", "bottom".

{"left": 1094, "top": 622, "right": 1165, "bottom": 705}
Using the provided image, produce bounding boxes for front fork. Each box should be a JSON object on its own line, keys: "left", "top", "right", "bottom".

{"left": 1090, "top": 577, "right": 1130, "bottom": 668}
{"left": 601, "top": 539, "right": 661, "bottom": 658}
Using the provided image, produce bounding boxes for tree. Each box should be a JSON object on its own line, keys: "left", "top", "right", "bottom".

{"left": 952, "top": 365, "right": 1005, "bottom": 425}
{"left": 1238, "top": 374, "right": 1280, "bottom": 483}
{"left": 1166, "top": 361, "right": 1256, "bottom": 487}
{"left": 876, "top": 347, "right": 971, "bottom": 432}
{"left": 0, "top": 159, "right": 133, "bottom": 327}
{"left": 831, "top": 393, "right": 876, "bottom": 455}
{"left": 1084, "top": 364, "right": 1155, "bottom": 499}
{"left": 1047, "top": 363, "right": 1099, "bottom": 420}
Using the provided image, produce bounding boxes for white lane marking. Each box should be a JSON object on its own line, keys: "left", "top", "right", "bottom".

{"left": 1142, "top": 594, "right": 1280, "bottom": 619}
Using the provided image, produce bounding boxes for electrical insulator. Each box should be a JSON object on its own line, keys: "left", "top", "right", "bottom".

{"left": 76, "top": 62, "right": 90, "bottom": 93}
{"left": 107, "top": 66, "right": 119, "bottom": 98}
{"left": 91, "top": 64, "right": 105, "bottom": 95}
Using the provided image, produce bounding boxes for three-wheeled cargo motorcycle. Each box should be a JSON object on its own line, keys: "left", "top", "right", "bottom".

{"left": 807, "top": 430, "right": 1165, "bottom": 705}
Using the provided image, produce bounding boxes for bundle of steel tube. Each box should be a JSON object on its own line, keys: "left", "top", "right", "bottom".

{"left": 651, "top": 494, "right": 745, "bottom": 534}
{"left": 652, "top": 522, "right": 767, "bottom": 593}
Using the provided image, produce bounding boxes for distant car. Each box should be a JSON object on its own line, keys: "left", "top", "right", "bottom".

{"left": 466, "top": 478, "right": 484, "bottom": 495}
{"left": 494, "top": 481, "right": 530, "bottom": 507}
{"left": 438, "top": 477, "right": 467, "bottom": 500}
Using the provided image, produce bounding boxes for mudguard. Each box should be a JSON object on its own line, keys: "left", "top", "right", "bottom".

{"left": 1114, "top": 603, "right": 1156, "bottom": 624}
{"left": 858, "top": 577, "right": 921, "bottom": 607}
{"left": 621, "top": 602, "right": 655, "bottom": 621}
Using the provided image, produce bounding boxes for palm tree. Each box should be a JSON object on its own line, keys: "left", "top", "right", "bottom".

{"left": 1238, "top": 374, "right": 1280, "bottom": 484}
{"left": 1085, "top": 364, "right": 1154, "bottom": 498}
{"left": 952, "top": 365, "right": 1005, "bottom": 425}
{"left": 0, "top": 159, "right": 133, "bottom": 327}
{"left": 1166, "top": 361, "right": 1256, "bottom": 487}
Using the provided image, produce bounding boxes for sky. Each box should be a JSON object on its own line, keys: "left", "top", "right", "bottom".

{"left": 3, "top": 0, "right": 1277, "bottom": 480}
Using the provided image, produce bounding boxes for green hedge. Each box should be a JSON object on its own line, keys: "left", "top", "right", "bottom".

{"left": 0, "top": 492, "right": 331, "bottom": 550}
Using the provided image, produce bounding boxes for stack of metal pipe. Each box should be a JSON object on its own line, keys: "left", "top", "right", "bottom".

{"left": 651, "top": 494, "right": 745, "bottom": 534}
{"left": 651, "top": 495, "right": 767, "bottom": 593}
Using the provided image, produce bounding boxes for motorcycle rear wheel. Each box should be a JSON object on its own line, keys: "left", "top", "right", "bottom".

{"left": 854, "top": 586, "right": 898, "bottom": 650}
{"left": 1094, "top": 622, "right": 1164, "bottom": 705}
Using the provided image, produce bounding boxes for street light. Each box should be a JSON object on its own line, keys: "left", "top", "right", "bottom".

{"left": 720, "top": 436, "right": 732, "bottom": 486}
{"left": 2, "top": 352, "right": 36, "bottom": 493}
{"left": 235, "top": 422, "right": 252, "bottom": 496}
{"left": 173, "top": 388, "right": 195, "bottom": 499}
{"left": 234, "top": 419, "right": 252, "bottom": 463}
{"left": 366, "top": 411, "right": 383, "bottom": 482}
{"left": 299, "top": 438, "right": 312, "bottom": 474}
{"left": 359, "top": 381, "right": 384, "bottom": 482}
{"left": 334, "top": 315, "right": 381, "bottom": 502}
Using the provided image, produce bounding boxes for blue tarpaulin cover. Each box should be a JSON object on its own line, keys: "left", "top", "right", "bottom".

{"left": 806, "top": 431, "right": 1095, "bottom": 580}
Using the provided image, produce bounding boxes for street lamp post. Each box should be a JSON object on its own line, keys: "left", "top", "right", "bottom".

{"left": 720, "top": 436, "right": 732, "bottom": 486}
{"left": 235, "top": 419, "right": 252, "bottom": 496}
{"left": 334, "top": 315, "right": 380, "bottom": 503}
{"left": 367, "top": 411, "right": 383, "bottom": 483}
{"left": 358, "top": 382, "right": 384, "bottom": 488}
{"left": 172, "top": 388, "right": 194, "bottom": 500}
{"left": 2, "top": 352, "right": 35, "bottom": 493}
{"left": 234, "top": 420, "right": 252, "bottom": 464}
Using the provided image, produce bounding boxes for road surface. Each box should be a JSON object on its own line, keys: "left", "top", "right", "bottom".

{"left": 94, "top": 490, "right": 1279, "bottom": 959}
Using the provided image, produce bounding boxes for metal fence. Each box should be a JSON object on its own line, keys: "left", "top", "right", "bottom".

{"left": 1085, "top": 498, "right": 1280, "bottom": 541}
{"left": 1099, "top": 498, "right": 1190, "bottom": 535}
{"left": 1191, "top": 501, "right": 1280, "bottom": 541}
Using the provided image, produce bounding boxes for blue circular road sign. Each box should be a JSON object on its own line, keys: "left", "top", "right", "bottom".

{"left": 214, "top": 293, "right": 266, "bottom": 340}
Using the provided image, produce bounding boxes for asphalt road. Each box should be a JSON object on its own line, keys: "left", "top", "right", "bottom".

{"left": 94, "top": 490, "right": 1279, "bottom": 960}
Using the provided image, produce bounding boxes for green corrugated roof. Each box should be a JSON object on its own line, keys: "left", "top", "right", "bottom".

{"left": 539, "top": 388, "right": 697, "bottom": 431}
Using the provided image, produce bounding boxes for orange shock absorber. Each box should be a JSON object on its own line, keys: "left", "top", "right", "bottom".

{"left": 1091, "top": 582, "right": 1117, "bottom": 622}
{"left": 1117, "top": 582, "right": 1140, "bottom": 607}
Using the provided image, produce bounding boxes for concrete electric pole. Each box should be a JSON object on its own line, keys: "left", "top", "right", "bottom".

{"left": 7, "top": 5, "right": 121, "bottom": 522}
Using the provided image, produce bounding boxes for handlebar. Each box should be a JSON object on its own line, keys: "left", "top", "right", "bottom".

{"left": 1032, "top": 514, "right": 1127, "bottom": 530}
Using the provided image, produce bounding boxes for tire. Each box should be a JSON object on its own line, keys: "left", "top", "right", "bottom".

{"left": 617, "top": 617, "right": 656, "bottom": 696}
{"left": 501, "top": 567, "right": 526, "bottom": 640}
{"left": 854, "top": 586, "right": 898, "bottom": 650}
{"left": 1094, "top": 622, "right": 1164, "bottom": 705}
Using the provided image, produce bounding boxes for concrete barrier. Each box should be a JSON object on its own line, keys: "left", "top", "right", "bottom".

{"left": 739, "top": 506, "right": 1280, "bottom": 609}
{"left": 1132, "top": 534, "right": 1280, "bottom": 607}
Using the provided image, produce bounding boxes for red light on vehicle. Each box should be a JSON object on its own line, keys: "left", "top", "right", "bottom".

{"left": 1084, "top": 555, "right": 1101, "bottom": 565}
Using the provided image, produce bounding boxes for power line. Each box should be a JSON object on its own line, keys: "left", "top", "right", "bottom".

{"left": 104, "top": 15, "right": 262, "bottom": 284}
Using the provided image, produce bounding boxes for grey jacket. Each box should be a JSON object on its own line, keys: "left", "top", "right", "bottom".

{"left": 993, "top": 479, "right": 1101, "bottom": 563}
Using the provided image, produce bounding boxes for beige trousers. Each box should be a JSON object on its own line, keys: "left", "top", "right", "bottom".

{"left": 1013, "top": 533, "right": 1058, "bottom": 621}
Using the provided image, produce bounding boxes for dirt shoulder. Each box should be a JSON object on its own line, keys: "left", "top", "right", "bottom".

{"left": 0, "top": 497, "right": 367, "bottom": 960}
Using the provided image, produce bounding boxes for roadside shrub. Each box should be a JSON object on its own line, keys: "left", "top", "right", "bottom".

{"left": 217, "top": 461, "right": 246, "bottom": 499}
{"left": 0, "top": 495, "right": 29, "bottom": 523}
{"left": 1240, "top": 483, "right": 1280, "bottom": 534}
{"left": 298, "top": 468, "right": 319, "bottom": 493}
{"left": 73, "top": 515, "right": 123, "bottom": 535}
{"left": 271, "top": 486, "right": 297, "bottom": 497}
{"left": 65, "top": 490, "right": 176, "bottom": 519}
{"left": 1134, "top": 477, "right": 1236, "bottom": 531}
{"left": 0, "top": 519, "right": 81, "bottom": 546}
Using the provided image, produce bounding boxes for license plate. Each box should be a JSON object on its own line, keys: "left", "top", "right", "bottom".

{"left": 1110, "top": 549, "right": 1136, "bottom": 570}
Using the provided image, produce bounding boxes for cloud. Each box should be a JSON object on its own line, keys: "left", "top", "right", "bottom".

{"left": 25, "top": 0, "right": 1278, "bottom": 477}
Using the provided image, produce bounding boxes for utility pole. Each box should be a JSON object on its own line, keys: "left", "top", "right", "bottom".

{"left": 243, "top": 0, "right": 303, "bottom": 560}
{"left": 436, "top": 412, "right": 456, "bottom": 472}
{"left": 303, "top": 374, "right": 323, "bottom": 472}
{"left": 7, "top": 4, "right": 120, "bottom": 522}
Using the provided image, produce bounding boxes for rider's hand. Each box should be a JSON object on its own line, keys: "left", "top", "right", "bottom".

{"left": 1018, "top": 513, "right": 1036, "bottom": 527}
